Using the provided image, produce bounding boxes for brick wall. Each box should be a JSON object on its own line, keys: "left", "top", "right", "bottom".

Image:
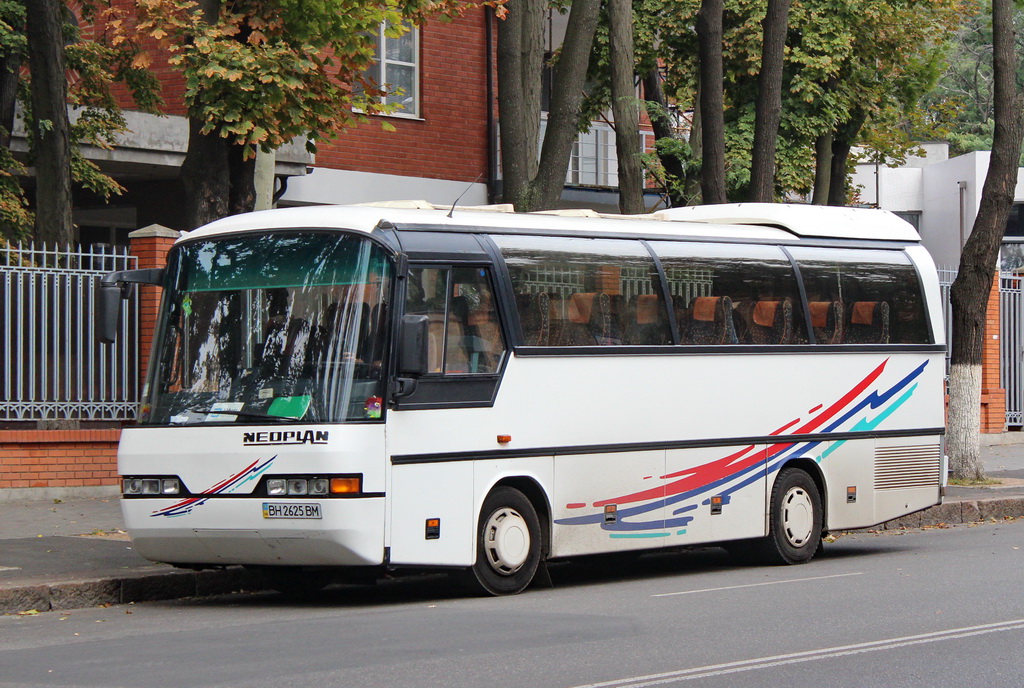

{"left": 105, "top": 6, "right": 491, "bottom": 185}
{"left": 0, "top": 430, "right": 120, "bottom": 491}
{"left": 312, "top": 11, "right": 491, "bottom": 184}
{"left": 981, "top": 273, "right": 1006, "bottom": 433}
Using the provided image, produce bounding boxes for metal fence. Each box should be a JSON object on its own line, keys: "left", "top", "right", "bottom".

{"left": 937, "top": 268, "right": 956, "bottom": 376}
{"left": 1, "top": 241, "right": 139, "bottom": 421}
{"left": 1001, "top": 273, "right": 1024, "bottom": 427}
{"left": 939, "top": 267, "right": 1024, "bottom": 428}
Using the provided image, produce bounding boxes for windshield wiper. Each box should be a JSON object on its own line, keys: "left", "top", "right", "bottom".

{"left": 186, "top": 408, "right": 294, "bottom": 422}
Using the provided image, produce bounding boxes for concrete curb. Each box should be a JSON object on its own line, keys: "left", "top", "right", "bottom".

{"left": 874, "top": 495, "right": 1024, "bottom": 530}
{"left": 0, "top": 566, "right": 267, "bottom": 616}
{"left": 3, "top": 495, "right": 1023, "bottom": 616}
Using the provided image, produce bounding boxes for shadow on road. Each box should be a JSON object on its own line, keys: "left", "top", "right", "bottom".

{"left": 167, "top": 537, "right": 913, "bottom": 611}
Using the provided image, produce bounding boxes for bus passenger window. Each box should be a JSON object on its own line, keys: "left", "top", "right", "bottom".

{"left": 790, "top": 247, "right": 930, "bottom": 345}
{"left": 494, "top": 235, "right": 672, "bottom": 347}
{"left": 650, "top": 242, "right": 806, "bottom": 346}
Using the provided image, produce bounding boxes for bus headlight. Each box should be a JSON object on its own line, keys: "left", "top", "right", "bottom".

{"left": 123, "top": 477, "right": 180, "bottom": 496}
{"left": 263, "top": 476, "right": 360, "bottom": 496}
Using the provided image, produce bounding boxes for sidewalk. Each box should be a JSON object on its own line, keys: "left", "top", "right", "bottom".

{"left": 3, "top": 446, "right": 1024, "bottom": 615}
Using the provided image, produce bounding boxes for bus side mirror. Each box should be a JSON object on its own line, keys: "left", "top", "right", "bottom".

{"left": 398, "top": 314, "right": 430, "bottom": 376}
{"left": 96, "top": 282, "right": 125, "bottom": 344}
{"left": 96, "top": 268, "right": 166, "bottom": 344}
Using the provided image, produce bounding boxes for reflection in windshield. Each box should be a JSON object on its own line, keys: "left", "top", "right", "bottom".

{"left": 142, "top": 232, "right": 393, "bottom": 425}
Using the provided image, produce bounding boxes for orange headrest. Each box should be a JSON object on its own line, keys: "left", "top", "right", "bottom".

{"left": 809, "top": 301, "right": 831, "bottom": 328}
{"left": 636, "top": 294, "right": 660, "bottom": 324}
{"left": 692, "top": 296, "right": 719, "bottom": 323}
{"left": 753, "top": 301, "right": 779, "bottom": 328}
{"left": 851, "top": 301, "right": 877, "bottom": 326}
{"left": 568, "top": 293, "right": 596, "bottom": 324}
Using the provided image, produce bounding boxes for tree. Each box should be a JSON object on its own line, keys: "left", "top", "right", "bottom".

{"left": 695, "top": 0, "right": 726, "bottom": 204}
{"left": 923, "top": 2, "right": 1024, "bottom": 160}
{"left": 0, "top": 0, "right": 30, "bottom": 242}
{"left": 135, "top": 0, "right": 491, "bottom": 228}
{"left": 608, "top": 0, "right": 644, "bottom": 214}
{"left": 1, "top": 0, "right": 161, "bottom": 244}
{"left": 947, "top": 0, "right": 1024, "bottom": 481}
{"left": 632, "top": 0, "right": 959, "bottom": 205}
{"left": 25, "top": 0, "right": 72, "bottom": 244}
{"left": 747, "top": 0, "right": 789, "bottom": 202}
{"left": 497, "top": 0, "right": 602, "bottom": 212}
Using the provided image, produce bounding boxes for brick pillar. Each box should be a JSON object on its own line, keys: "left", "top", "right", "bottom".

{"left": 980, "top": 273, "right": 1006, "bottom": 433}
{"left": 129, "top": 225, "right": 180, "bottom": 387}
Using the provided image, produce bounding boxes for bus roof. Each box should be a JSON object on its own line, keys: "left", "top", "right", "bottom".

{"left": 655, "top": 203, "right": 920, "bottom": 241}
{"left": 180, "top": 202, "right": 920, "bottom": 245}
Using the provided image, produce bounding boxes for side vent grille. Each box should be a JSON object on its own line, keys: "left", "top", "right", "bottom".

{"left": 874, "top": 445, "right": 942, "bottom": 490}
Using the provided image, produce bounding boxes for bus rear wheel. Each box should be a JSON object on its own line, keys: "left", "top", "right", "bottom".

{"left": 757, "top": 467, "right": 823, "bottom": 565}
{"left": 460, "top": 486, "right": 542, "bottom": 596}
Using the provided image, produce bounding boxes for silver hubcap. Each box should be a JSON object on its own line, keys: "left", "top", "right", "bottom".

{"left": 781, "top": 486, "right": 814, "bottom": 547}
{"left": 483, "top": 507, "right": 530, "bottom": 575}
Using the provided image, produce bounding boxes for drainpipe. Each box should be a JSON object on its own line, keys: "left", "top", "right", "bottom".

{"left": 958, "top": 181, "right": 968, "bottom": 249}
{"left": 485, "top": 8, "right": 498, "bottom": 204}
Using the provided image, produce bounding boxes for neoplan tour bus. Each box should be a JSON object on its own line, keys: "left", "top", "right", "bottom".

{"left": 98, "top": 202, "right": 946, "bottom": 595}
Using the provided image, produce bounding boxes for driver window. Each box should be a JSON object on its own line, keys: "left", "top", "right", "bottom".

{"left": 406, "top": 266, "right": 506, "bottom": 375}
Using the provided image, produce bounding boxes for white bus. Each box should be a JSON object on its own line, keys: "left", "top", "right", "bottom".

{"left": 99, "top": 202, "right": 946, "bottom": 595}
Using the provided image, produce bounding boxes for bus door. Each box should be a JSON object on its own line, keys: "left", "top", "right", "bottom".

{"left": 387, "top": 261, "right": 511, "bottom": 567}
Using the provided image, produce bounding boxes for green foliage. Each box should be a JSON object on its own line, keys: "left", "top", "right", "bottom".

{"left": 135, "top": 0, "right": 492, "bottom": 159}
{"left": 0, "top": 141, "right": 31, "bottom": 242}
{"left": 923, "top": 1, "right": 1024, "bottom": 159}
{"left": 1, "top": 0, "right": 165, "bottom": 242}
{"left": 585, "top": 0, "right": 964, "bottom": 202}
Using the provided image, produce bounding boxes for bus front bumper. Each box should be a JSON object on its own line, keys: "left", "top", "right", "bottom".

{"left": 121, "top": 496, "right": 386, "bottom": 568}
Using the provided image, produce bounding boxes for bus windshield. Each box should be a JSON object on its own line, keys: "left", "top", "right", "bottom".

{"left": 141, "top": 231, "right": 393, "bottom": 426}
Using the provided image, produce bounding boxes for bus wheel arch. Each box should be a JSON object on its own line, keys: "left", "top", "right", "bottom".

{"left": 773, "top": 457, "right": 828, "bottom": 532}
{"left": 460, "top": 479, "right": 549, "bottom": 596}
{"left": 760, "top": 461, "right": 825, "bottom": 565}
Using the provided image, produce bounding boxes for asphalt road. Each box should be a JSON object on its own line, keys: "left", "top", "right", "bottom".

{"left": 1, "top": 519, "right": 1022, "bottom": 688}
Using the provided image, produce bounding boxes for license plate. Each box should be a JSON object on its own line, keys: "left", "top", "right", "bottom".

{"left": 262, "top": 502, "right": 322, "bottom": 519}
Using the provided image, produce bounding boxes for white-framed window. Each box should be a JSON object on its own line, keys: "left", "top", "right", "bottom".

{"left": 362, "top": 22, "right": 420, "bottom": 118}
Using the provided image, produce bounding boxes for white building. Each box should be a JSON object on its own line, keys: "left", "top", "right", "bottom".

{"left": 849, "top": 142, "right": 1024, "bottom": 270}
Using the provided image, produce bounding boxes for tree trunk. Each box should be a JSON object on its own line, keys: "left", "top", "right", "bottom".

{"left": 811, "top": 133, "right": 832, "bottom": 205}
{"left": 228, "top": 144, "right": 257, "bottom": 216}
{"left": 496, "top": 0, "right": 544, "bottom": 210}
{"left": 686, "top": 80, "right": 703, "bottom": 204}
{"left": 826, "top": 110, "right": 867, "bottom": 206}
{"left": 180, "top": 0, "right": 236, "bottom": 229}
{"left": 948, "top": 0, "right": 1024, "bottom": 481}
{"left": 827, "top": 138, "right": 852, "bottom": 206}
{"left": 747, "top": 0, "right": 790, "bottom": 203}
{"left": 696, "top": 0, "right": 727, "bottom": 205}
{"left": 181, "top": 119, "right": 230, "bottom": 229}
{"left": 608, "top": 0, "right": 644, "bottom": 214}
{"left": 642, "top": 69, "right": 687, "bottom": 207}
{"left": 0, "top": 41, "right": 20, "bottom": 149}
{"left": 528, "top": 0, "right": 601, "bottom": 211}
{"left": 25, "top": 0, "right": 72, "bottom": 244}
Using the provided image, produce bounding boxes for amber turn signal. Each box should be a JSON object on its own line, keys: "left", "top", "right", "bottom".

{"left": 330, "top": 477, "right": 361, "bottom": 494}
{"left": 497, "top": 434, "right": 512, "bottom": 444}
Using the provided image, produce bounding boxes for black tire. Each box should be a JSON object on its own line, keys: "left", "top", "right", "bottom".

{"left": 755, "top": 468, "right": 823, "bottom": 565}
{"left": 460, "top": 486, "right": 543, "bottom": 596}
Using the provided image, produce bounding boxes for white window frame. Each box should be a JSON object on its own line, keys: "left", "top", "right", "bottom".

{"left": 364, "top": 22, "right": 421, "bottom": 118}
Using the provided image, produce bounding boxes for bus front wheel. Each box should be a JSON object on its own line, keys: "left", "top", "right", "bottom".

{"left": 461, "top": 486, "right": 542, "bottom": 596}
{"left": 759, "top": 468, "right": 823, "bottom": 565}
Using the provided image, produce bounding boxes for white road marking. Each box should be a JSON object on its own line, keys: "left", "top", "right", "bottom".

{"left": 651, "top": 571, "right": 864, "bottom": 597}
{"left": 572, "top": 618, "right": 1024, "bottom": 688}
